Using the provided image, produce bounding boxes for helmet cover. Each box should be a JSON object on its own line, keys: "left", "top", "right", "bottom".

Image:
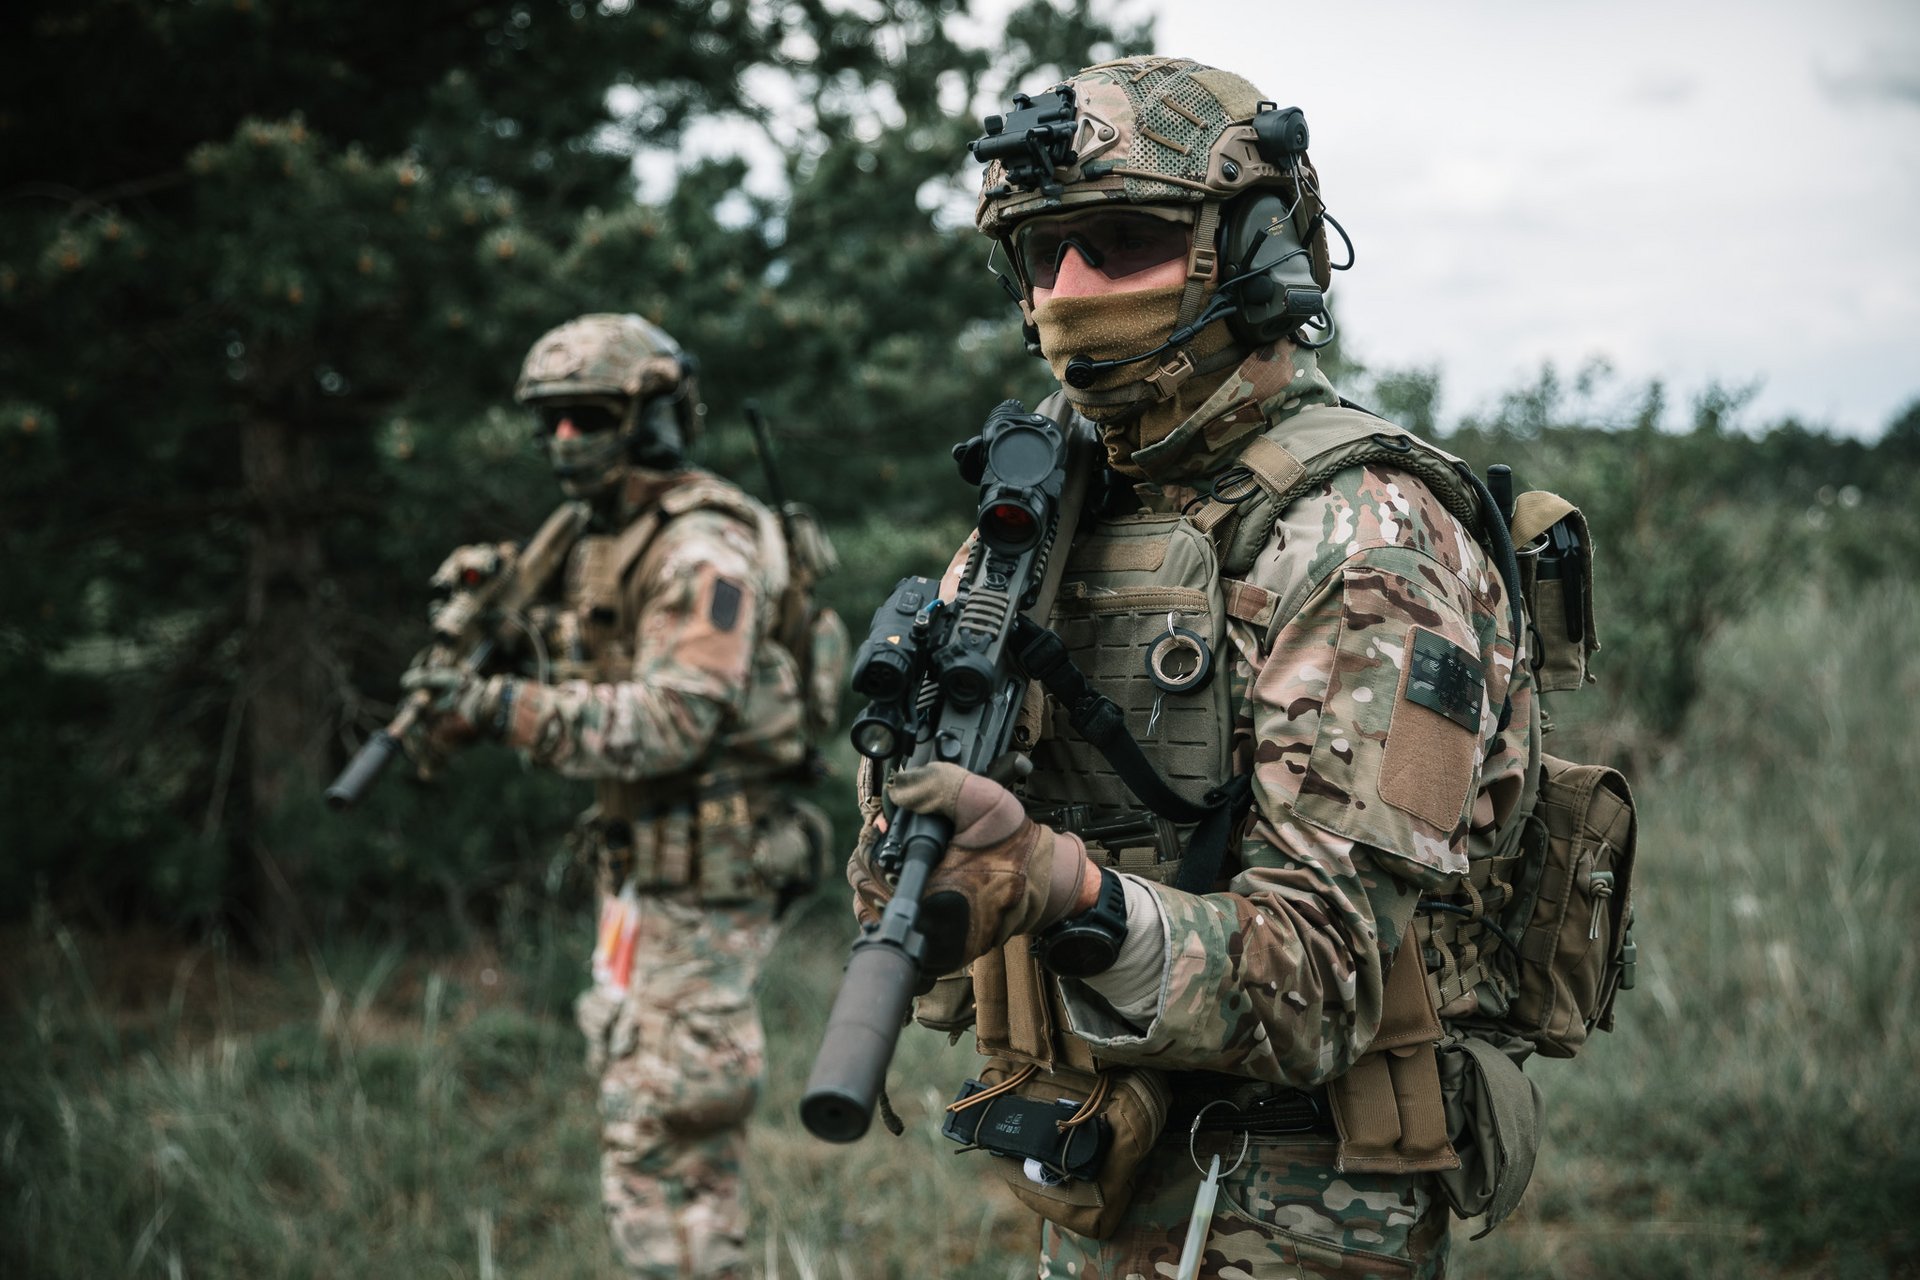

{"left": 515, "top": 313, "right": 687, "bottom": 406}
{"left": 974, "top": 56, "right": 1330, "bottom": 293}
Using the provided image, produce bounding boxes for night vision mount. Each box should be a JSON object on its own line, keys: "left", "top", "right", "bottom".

{"left": 970, "top": 85, "right": 1080, "bottom": 198}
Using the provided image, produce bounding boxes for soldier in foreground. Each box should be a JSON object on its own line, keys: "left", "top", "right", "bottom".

{"left": 404, "top": 314, "right": 838, "bottom": 1279}
{"left": 836, "top": 57, "right": 1633, "bottom": 1278}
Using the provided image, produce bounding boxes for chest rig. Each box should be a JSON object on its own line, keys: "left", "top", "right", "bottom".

{"left": 539, "top": 474, "right": 797, "bottom": 901}
{"left": 971, "top": 394, "right": 1548, "bottom": 1169}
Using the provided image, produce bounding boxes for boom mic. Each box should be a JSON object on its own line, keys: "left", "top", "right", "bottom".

{"left": 1060, "top": 285, "right": 1246, "bottom": 389}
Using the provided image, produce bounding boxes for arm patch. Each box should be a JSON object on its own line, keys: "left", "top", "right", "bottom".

{"left": 709, "top": 578, "right": 744, "bottom": 632}
{"left": 1407, "top": 628, "right": 1483, "bottom": 731}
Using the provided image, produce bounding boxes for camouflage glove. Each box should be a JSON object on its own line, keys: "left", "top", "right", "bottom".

{"left": 398, "top": 663, "right": 513, "bottom": 757}
{"left": 876, "top": 761, "right": 1095, "bottom": 972}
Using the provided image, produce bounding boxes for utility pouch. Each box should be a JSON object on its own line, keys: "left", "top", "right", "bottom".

{"left": 914, "top": 967, "right": 978, "bottom": 1034}
{"left": 1510, "top": 491, "right": 1597, "bottom": 692}
{"left": 942, "top": 1079, "right": 1112, "bottom": 1181}
{"left": 752, "top": 797, "right": 828, "bottom": 897}
{"left": 696, "top": 776, "right": 760, "bottom": 902}
{"left": 1506, "top": 753, "right": 1638, "bottom": 1057}
{"left": 944, "top": 1058, "right": 1169, "bottom": 1241}
{"left": 1327, "top": 924, "right": 1461, "bottom": 1174}
{"left": 1434, "top": 1036, "right": 1543, "bottom": 1235}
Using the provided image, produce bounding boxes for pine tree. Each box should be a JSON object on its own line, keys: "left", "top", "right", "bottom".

{"left": 0, "top": 0, "right": 1149, "bottom": 942}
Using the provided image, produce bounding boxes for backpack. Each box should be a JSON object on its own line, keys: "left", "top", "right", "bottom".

{"left": 765, "top": 501, "right": 850, "bottom": 749}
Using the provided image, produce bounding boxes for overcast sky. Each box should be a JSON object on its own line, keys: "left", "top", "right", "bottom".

{"left": 644, "top": 0, "right": 1918, "bottom": 437}
{"left": 1138, "top": 0, "right": 1920, "bottom": 436}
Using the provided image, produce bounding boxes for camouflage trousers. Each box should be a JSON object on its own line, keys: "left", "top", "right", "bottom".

{"left": 576, "top": 892, "right": 779, "bottom": 1280}
{"left": 1038, "top": 1132, "right": 1450, "bottom": 1279}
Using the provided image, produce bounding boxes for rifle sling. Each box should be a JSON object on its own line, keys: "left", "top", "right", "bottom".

{"left": 1012, "top": 616, "right": 1253, "bottom": 895}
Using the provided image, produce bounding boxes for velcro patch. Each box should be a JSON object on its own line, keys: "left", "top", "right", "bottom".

{"left": 1408, "top": 628, "right": 1483, "bottom": 732}
{"left": 709, "top": 578, "right": 744, "bottom": 631}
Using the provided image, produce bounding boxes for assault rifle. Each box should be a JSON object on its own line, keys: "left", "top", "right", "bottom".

{"left": 324, "top": 501, "right": 592, "bottom": 810}
{"left": 800, "top": 399, "right": 1093, "bottom": 1143}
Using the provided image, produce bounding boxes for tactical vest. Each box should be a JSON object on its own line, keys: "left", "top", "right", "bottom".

{"left": 968, "top": 394, "right": 1629, "bottom": 1222}
{"left": 539, "top": 472, "right": 812, "bottom": 902}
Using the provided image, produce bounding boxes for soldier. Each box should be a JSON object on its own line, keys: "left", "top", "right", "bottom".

{"left": 849, "top": 58, "right": 1552, "bottom": 1278}
{"left": 408, "top": 314, "right": 835, "bottom": 1279}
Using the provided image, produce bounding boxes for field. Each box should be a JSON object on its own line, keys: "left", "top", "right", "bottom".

{"left": 7, "top": 582, "right": 1917, "bottom": 1279}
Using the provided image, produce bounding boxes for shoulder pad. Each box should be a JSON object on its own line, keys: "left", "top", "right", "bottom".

{"left": 658, "top": 473, "right": 767, "bottom": 526}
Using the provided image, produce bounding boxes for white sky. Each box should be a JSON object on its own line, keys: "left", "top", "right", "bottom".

{"left": 1141, "top": 0, "right": 1920, "bottom": 435}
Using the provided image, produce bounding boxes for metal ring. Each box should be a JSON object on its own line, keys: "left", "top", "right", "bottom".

{"left": 1188, "top": 1100, "right": 1252, "bottom": 1178}
{"left": 1145, "top": 626, "right": 1213, "bottom": 694}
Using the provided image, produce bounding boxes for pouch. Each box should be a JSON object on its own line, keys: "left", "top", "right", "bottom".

{"left": 751, "top": 797, "right": 828, "bottom": 896}
{"left": 1434, "top": 1035, "right": 1543, "bottom": 1235}
{"left": 696, "top": 778, "right": 759, "bottom": 902}
{"left": 1505, "top": 753, "right": 1638, "bottom": 1057}
{"left": 1326, "top": 923, "right": 1461, "bottom": 1175}
{"left": 946, "top": 1058, "right": 1169, "bottom": 1240}
{"left": 1510, "top": 491, "right": 1597, "bottom": 693}
{"left": 913, "top": 966, "right": 979, "bottom": 1034}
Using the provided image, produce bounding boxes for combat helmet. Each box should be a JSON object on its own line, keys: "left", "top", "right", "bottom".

{"left": 972, "top": 57, "right": 1349, "bottom": 391}
{"left": 516, "top": 313, "right": 704, "bottom": 492}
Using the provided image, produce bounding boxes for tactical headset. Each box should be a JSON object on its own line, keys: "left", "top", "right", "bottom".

{"left": 983, "top": 101, "right": 1353, "bottom": 382}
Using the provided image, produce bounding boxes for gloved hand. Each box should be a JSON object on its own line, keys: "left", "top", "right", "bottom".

{"left": 398, "top": 661, "right": 510, "bottom": 759}
{"left": 855, "top": 761, "right": 1096, "bottom": 973}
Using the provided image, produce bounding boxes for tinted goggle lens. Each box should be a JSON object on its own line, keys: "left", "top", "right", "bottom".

{"left": 536, "top": 404, "right": 623, "bottom": 436}
{"left": 1014, "top": 212, "right": 1191, "bottom": 289}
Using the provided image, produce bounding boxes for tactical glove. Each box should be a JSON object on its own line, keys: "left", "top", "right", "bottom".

{"left": 398, "top": 663, "right": 512, "bottom": 758}
{"left": 866, "top": 761, "right": 1096, "bottom": 973}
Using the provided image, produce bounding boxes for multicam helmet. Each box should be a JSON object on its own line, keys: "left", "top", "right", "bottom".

{"left": 516, "top": 313, "right": 693, "bottom": 417}
{"left": 973, "top": 57, "right": 1338, "bottom": 357}
{"left": 515, "top": 314, "right": 704, "bottom": 493}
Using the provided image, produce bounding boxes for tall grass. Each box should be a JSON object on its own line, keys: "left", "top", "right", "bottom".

{"left": 1456, "top": 581, "right": 1920, "bottom": 1279}
{"left": 5, "top": 584, "right": 1917, "bottom": 1277}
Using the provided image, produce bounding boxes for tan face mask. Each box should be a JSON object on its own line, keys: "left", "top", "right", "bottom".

{"left": 1032, "top": 285, "right": 1242, "bottom": 478}
{"left": 1030, "top": 284, "right": 1185, "bottom": 420}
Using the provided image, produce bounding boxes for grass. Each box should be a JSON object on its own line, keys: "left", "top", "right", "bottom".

{"left": 5, "top": 583, "right": 1918, "bottom": 1278}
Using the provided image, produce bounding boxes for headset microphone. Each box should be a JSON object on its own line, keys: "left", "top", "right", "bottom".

{"left": 1061, "top": 284, "right": 1246, "bottom": 389}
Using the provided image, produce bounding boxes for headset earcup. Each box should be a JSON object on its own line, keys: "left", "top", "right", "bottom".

{"left": 1220, "top": 191, "right": 1291, "bottom": 347}
{"left": 629, "top": 394, "right": 687, "bottom": 467}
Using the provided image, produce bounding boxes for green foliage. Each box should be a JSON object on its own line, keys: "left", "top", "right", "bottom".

{"left": 1445, "top": 368, "right": 1920, "bottom": 755}
{"left": 0, "top": 0, "right": 1151, "bottom": 940}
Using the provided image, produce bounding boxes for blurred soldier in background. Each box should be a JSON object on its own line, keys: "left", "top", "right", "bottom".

{"left": 845, "top": 56, "right": 1627, "bottom": 1279}
{"left": 409, "top": 313, "right": 839, "bottom": 1279}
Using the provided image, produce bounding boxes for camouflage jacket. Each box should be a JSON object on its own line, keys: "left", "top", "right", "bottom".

{"left": 886, "top": 343, "right": 1534, "bottom": 1090}
{"left": 501, "top": 468, "right": 808, "bottom": 790}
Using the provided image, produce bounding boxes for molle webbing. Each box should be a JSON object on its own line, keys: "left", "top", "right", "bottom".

{"left": 593, "top": 768, "right": 770, "bottom": 899}
{"left": 1013, "top": 617, "right": 1252, "bottom": 893}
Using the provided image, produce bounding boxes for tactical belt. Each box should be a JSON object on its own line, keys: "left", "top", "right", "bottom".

{"left": 593, "top": 770, "right": 770, "bottom": 896}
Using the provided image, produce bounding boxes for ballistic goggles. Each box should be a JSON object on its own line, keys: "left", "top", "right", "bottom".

{"left": 1011, "top": 208, "right": 1194, "bottom": 290}
{"left": 533, "top": 399, "right": 626, "bottom": 437}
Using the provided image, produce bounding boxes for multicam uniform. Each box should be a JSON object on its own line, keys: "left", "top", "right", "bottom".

{"left": 1044, "top": 346, "right": 1528, "bottom": 1279}
{"left": 413, "top": 313, "right": 834, "bottom": 1279}
{"left": 853, "top": 55, "right": 1542, "bottom": 1279}
{"left": 499, "top": 465, "right": 818, "bottom": 1280}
